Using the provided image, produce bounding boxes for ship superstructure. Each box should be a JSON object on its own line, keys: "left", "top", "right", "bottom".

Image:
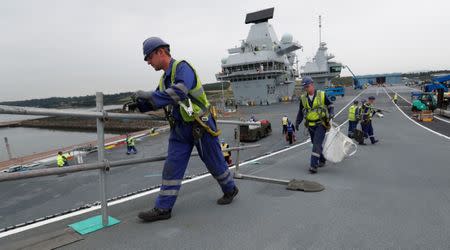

{"left": 216, "top": 8, "right": 302, "bottom": 105}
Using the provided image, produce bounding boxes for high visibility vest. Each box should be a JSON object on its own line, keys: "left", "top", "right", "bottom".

{"left": 57, "top": 155, "right": 65, "bottom": 167}
{"left": 159, "top": 60, "right": 210, "bottom": 122}
{"left": 221, "top": 143, "right": 230, "bottom": 157}
{"left": 362, "top": 104, "right": 373, "bottom": 121}
{"left": 282, "top": 117, "right": 288, "bottom": 125}
{"left": 126, "top": 138, "right": 135, "bottom": 146}
{"left": 300, "top": 91, "right": 328, "bottom": 126}
{"left": 348, "top": 105, "right": 358, "bottom": 121}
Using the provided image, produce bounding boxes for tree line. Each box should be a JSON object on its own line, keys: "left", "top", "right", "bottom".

{"left": 0, "top": 92, "right": 134, "bottom": 108}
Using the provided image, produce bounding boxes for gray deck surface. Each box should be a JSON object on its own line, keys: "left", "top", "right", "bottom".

{"left": 2, "top": 86, "right": 450, "bottom": 249}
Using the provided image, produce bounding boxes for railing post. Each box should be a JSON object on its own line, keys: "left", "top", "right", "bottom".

{"left": 96, "top": 92, "right": 108, "bottom": 227}
{"left": 234, "top": 124, "right": 242, "bottom": 178}
{"left": 4, "top": 137, "right": 13, "bottom": 160}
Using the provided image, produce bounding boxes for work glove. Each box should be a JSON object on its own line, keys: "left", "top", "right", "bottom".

{"left": 122, "top": 101, "right": 138, "bottom": 112}
{"left": 133, "top": 90, "right": 156, "bottom": 112}
{"left": 134, "top": 90, "right": 153, "bottom": 101}
{"left": 123, "top": 91, "right": 156, "bottom": 113}
{"left": 135, "top": 98, "right": 155, "bottom": 113}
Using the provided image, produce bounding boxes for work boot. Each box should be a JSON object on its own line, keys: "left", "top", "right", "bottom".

{"left": 318, "top": 161, "right": 326, "bottom": 168}
{"left": 309, "top": 167, "right": 318, "bottom": 174}
{"left": 359, "top": 141, "right": 366, "bottom": 145}
{"left": 217, "top": 186, "right": 239, "bottom": 205}
{"left": 138, "top": 208, "right": 171, "bottom": 222}
{"left": 371, "top": 139, "right": 379, "bottom": 145}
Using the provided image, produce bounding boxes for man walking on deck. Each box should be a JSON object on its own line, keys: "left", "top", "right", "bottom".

{"left": 295, "top": 77, "right": 334, "bottom": 174}
{"left": 286, "top": 119, "right": 296, "bottom": 144}
{"left": 360, "top": 96, "right": 379, "bottom": 145}
{"left": 125, "top": 134, "right": 137, "bottom": 155}
{"left": 282, "top": 115, "right": 288, "bottom": 134}
{"left": 347, "top": 100, "right": 360, "bottom": 138}
{"left": 126, "top": 37, "right": 238, "bottom": 222}
{"left": 57, "top": 151, "right": 68, "bottom": 167}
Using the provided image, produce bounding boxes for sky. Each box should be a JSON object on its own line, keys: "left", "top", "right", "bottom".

{"left": 1, "top": 0, "right": 449, "bottom": 102}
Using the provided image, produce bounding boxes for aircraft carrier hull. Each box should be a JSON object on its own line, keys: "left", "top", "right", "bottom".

{"left": 231, "top": 80, "right": 295, "bottom": 105}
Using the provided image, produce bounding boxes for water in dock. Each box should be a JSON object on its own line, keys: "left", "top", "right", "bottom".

{"left": 0, "top": 125, "right": 117, "bottom": 162}
{"left": 0, "top": 108, "right": 123, "bottom": 162}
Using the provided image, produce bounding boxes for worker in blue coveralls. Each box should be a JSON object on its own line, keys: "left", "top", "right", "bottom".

{"left": 126, "top": 37, "right": 238, "bottom": 222}
{"left": 295, "top": 77, "right": 334, "bottom": 174}
{"left": 359, "top": 96, "right": 379, "bottom": 145}
{"left": 286, "top": 119, "right": 296, "bottom": 145}
{"left": 125, "top": 134, "right": 137, "bottom": 155}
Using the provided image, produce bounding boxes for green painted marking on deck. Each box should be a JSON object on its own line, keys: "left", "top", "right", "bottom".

{"left": 69, "top": 215, "right": 120, "bottom": 235}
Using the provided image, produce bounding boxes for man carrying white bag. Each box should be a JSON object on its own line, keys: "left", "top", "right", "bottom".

{"left": 295, "top": 77, "right": 334, "bottom": 174}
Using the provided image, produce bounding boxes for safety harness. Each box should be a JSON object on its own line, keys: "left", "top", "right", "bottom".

{"left": 361, "top": 104, "right": 374, "bottom": 123}
{"left": 159, "top": 60, "right": 221, "bottom": 137}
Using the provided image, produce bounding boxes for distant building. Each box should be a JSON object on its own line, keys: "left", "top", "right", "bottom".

{"left": 356, "top": 73, "right": 403, "bottom": 85}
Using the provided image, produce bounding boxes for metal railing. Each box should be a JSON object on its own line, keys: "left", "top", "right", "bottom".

{"left": 0, "top": 92, "right": 260, "bottom": 227}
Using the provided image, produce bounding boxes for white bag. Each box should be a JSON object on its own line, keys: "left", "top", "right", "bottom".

{"left": 322, "top": 123, "right": 357, "bottom": 163}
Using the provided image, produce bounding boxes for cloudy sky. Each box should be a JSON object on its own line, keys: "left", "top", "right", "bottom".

{"left": 1, "top": 0, "right": 449, "bottom": 101}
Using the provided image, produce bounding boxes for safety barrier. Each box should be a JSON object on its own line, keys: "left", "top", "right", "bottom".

{"left": 0, "top": 92, "right": 260, "bottom": 228}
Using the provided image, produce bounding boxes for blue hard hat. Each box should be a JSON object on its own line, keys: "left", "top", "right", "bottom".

{"left": 143, "top": 37, "right": 169, "bottom": 61}
{"left": 368, "top": 96, "right": 376, "bottom": 100}
{"left": 302, "top": 76, "right": 314, "bottom": 86}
